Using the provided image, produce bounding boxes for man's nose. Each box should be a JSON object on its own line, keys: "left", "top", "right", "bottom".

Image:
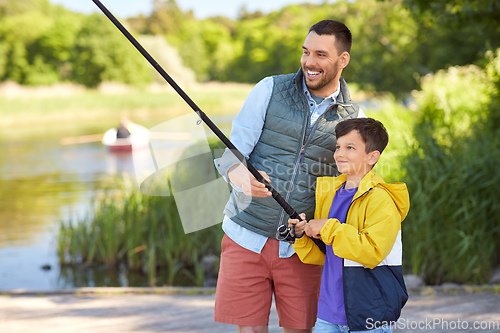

{"left": 305, "top": 55, "right": 317, "bottom": 67}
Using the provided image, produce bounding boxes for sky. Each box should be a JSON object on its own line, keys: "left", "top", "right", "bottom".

{"left": 48, "top": 0, "right": 332, "bottom": 20}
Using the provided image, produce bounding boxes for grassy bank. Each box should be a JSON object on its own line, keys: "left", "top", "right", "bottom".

{"left": 0, "top": 82, "right": 252, "bottom": 141}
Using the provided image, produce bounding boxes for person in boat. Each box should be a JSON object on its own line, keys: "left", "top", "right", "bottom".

{"left": 116, "top": 117, "right": 133, "bottom": 139}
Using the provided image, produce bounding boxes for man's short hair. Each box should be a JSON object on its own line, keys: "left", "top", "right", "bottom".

{"left": 335, "top": 118, "right": 389, "bottom": 154}
{"left": 309, "top": 20, "right": 352, "bottom": 54}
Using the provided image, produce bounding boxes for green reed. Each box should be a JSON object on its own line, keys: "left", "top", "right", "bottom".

{"left": 400, "top": 59, "right": 500, "bottom": 285}
{"left": 57, "top": 174, "right": 224, "bottom": 287}
{"left": 402, "top": 124, "right": 500, "bottom": 284}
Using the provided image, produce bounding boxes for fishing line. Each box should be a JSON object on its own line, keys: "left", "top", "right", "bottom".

{"left": 91, "top": 0, "right": 325, "bottom": 253}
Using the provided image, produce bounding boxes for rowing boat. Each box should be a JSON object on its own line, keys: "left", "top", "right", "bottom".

{"left": 101, "top": 123, "right": 150, "bottom": 152}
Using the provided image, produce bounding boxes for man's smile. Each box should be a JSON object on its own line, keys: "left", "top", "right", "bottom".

{"left": 306, "top": 68, "right": 322, "bottom": 78}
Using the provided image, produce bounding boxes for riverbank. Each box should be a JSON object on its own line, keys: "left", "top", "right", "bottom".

{"left": 0, "top": 81, "right": 251, "bottom": 142}
{"left": 1, "top": 287, "right": 499, "bottom": 333}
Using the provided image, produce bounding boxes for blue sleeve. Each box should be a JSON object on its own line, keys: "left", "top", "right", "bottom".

{"left": 215, "top": 77, "right": 273, "bottom": 183}
{"left": 229, "top": 76, "right": 273, "bottom": 157}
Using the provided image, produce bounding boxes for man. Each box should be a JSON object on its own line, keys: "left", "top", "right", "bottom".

{"left": 214, "top": 20, "right": 366, "bottom": 333}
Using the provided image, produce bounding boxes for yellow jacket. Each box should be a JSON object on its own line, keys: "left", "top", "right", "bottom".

{"left": 293, "top": 169, "right": 410, "bottom": 269}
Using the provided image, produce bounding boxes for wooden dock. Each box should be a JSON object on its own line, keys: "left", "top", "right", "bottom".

{"left": 1, "top": 287, "right": 499, "bottom": 332}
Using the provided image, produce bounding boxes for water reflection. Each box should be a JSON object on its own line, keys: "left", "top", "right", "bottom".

{"left": 0, "top": 118, "right": 231, "bottom": 290}
{"left": 0, "top": 137, "right": 139, "bottom": 290}
{"left": 0, "top": 139, "right": 133, "bottom": 248}
{"left": 56, "top": 265, "right": 198, "bottom": 288}
{"left": 58, "top": 264, "right": 148, "bottom": 288}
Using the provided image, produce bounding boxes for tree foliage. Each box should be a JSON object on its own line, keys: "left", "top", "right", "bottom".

{"left": 399, "top": 0, "right": 500, "bottom": 28}
{"left": 135, "top": 0, "right": 497, "bottom": 96}
{"left": 0, "top": 0, "right": 498, "bottom": 94}
{"left": 0, "top": 0, "right": 151, "bottom": 87}
{"left": 71, "top": 14, "right": 150, "bottom": 87}
{"left": 392, "top": 0, "right": 500, "bottom": 76}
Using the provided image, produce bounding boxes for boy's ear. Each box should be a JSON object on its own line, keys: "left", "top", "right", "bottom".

{"left": 367, "top": 150, "right": 381, "bottom": 166}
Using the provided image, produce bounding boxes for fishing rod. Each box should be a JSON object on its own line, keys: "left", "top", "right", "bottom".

{"left": 91, "top": 0, "right": 325, "bottom": 253}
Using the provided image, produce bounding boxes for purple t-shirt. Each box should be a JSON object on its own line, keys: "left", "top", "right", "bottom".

{"left": 317, "top": 185, "right": 357, "bottom": 325}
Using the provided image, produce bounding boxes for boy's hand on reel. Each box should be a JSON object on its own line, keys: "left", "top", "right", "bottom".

{"left": 305, "top": 219, "right": 328, "bottom": 239}
{"left": 288, "top": 213, "right": 307, "bottom": 238}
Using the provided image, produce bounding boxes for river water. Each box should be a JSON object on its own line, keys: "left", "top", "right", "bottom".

{"left": 0, "top": 118, "right": 231, "bottom": 291}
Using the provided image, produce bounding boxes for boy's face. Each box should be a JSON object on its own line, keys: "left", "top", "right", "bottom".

{"left": 334, "top": 129, "right": 379, "bottom": 178}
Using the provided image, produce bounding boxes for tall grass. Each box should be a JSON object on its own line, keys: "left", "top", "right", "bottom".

{"left": 401, "top": 56, "right": 500, "bottom": 285}
{"left": 57, "top": 174, "right": 224, "bottom": 287}
{"left": 402, "top": 126, "right": 500, "bottom": 284}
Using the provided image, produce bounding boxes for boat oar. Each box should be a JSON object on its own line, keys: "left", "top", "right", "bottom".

{"left": 60, "top": 133, "right": 104, "bottom": 145}
{"left": 91, "top": 0, "right": 325, "bottom": 253}
{"left": 60, "top": 132, "right": 193, "bottom": 145}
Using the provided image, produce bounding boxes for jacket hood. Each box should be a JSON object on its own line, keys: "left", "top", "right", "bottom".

{"left": 321, "top": 170, "right": 410, "bottom": 221}
{"left": 362, "top": 170, "right": 410, "bottom": 221}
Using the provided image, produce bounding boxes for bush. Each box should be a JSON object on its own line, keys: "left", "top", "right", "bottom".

{"left": 401, "top": 51, "right": 500, "bottom": 285}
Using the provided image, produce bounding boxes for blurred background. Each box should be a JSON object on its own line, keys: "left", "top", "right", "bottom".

{"left": 0, "top": 0, "right": 499, "bottom": 291}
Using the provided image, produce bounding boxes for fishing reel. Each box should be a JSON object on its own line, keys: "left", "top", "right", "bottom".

{"left": 277, "top": 223, "right": 326, "bottom": 254}
{"left": 276, "top": 224, "right": 305, "bottom": 243}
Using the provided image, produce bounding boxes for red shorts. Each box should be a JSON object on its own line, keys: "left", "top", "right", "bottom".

{"left": 214, "top": 234, "right": 322, "bottom": 329}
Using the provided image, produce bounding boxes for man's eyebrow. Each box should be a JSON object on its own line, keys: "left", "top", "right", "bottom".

{"left": 302, "top": 45, "right": 329, "bottom": 54}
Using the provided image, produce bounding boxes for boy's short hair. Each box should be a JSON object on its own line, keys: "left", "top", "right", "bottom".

{"left": 335, "top": 118, "right": 389, "bottom": 154}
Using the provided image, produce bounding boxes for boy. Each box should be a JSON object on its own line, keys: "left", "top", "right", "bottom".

{"left": 289, "top": 118, "right": 409, "bottom": 333}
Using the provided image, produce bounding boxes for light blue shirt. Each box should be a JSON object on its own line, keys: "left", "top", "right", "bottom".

{"left": 220, "top": 76, "right": 366, "bottom": 258}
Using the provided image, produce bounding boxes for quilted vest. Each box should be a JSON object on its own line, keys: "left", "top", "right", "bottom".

{"left": 223, "top": 69, "right": 359, "bottom": 239}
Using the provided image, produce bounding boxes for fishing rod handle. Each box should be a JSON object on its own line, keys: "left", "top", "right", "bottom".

{"left": 268, "top": 186, "right": 301, "bottom": 219}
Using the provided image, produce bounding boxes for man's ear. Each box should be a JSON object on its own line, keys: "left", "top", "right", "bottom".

{"left": 339, "top": 51, "right": 350, "bottom": 69}
{"left": 367, "top": 150, "right": 380, "bottom": 166}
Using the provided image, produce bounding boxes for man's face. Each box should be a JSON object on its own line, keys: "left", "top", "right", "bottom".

{"left": 301, "top": 31, "right": 344, "bottom": 97}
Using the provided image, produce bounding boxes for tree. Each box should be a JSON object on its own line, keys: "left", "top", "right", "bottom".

{"left": 400, "top": 0, "right": 500, "bottom": 27}
{"left": 401, "top": 52, "right": 500, "bottom": 284}
{"left": 0, "top": 10, "right": 52, "bottom": 83}
{"left": 71, "top": 14, "right": 151, "bottom": 87}
{"left": 392, "top": 0, "right": 500, "bottom": 72}
{"left": 145, "top": 0, "right": 186, "bottom": 35}
{"left": 0, "top": 0, "right": 83, "bottom": 85}
{"left": 344, "top": 0, "right": 421, "bottom": 95}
